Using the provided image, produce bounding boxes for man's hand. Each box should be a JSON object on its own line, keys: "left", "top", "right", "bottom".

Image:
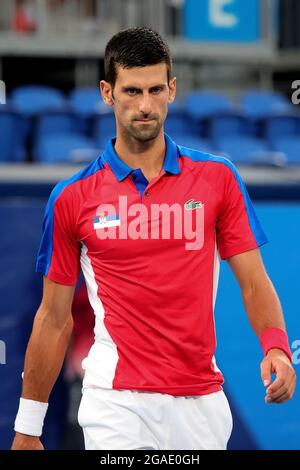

{"left": 261, "top": 348, "right": 296, "bottom": 404}
{"left": 11, "top": 432, "right": 44, "bottom": 450}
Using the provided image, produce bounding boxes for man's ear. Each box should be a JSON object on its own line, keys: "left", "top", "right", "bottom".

{"left": 168, "top": 76, "right": 177, "bottom": 104}
{"left": 100, "top": 80, "right": 114, "bottom": 107}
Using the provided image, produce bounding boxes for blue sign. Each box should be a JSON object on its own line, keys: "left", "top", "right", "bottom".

{"left": 184, "top": 0, "right": 260, "bottom": 42}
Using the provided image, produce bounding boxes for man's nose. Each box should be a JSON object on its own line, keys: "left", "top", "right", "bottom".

{"left": 139, "top": 93, "right": 152, "bottom": 115}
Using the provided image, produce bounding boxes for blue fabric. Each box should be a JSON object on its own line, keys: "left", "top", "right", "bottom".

{"left": 36, "top": 158, "right": 104, "bottom": 276}
{"left": 177, "top": 144, "right": 268, "bottom": 247}
{"left": 130, "top": 168, "right": 149, "bottom": 197}
{"left": 102, "top": 133, "right": 181, "bottom": 183}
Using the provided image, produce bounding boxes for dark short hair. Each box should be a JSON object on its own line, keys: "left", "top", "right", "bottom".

{"left": 104, "top": 27, "right": 173, "bottom": 86}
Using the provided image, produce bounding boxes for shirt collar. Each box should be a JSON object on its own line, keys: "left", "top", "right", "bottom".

{"left": 102, "top": 133, "right": 181, "bottom": 182}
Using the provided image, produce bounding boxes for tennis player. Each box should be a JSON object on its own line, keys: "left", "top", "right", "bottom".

{"left": 12, "top": 27, "right": 296, "bottom": 450}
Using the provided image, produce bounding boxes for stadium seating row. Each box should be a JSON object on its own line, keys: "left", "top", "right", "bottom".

{"left": 0, "top": 86, "right": 299, "bottom": 165}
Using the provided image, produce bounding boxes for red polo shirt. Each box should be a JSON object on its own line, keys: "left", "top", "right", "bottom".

{"left": 36, "top": 133, "right": 267, "bottom": 396}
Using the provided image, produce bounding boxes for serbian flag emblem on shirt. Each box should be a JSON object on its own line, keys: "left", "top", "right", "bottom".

{"left": 93, "top": 214, "right": 120, "bottom": 229}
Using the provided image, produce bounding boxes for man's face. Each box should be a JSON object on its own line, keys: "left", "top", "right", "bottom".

{"left": 100, "top": 63, "right": 176, "bottom": 142}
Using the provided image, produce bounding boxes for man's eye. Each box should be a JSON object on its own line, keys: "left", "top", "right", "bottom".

{"left": 151, "top": 87, "right": 162, "bottom": 94}
{"left": 127, "top": 89, "right": 137, "bottom": 96}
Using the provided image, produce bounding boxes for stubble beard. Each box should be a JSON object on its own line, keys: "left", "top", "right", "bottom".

{"left": 126, "top": 119, "right": 162, "bottom": 143}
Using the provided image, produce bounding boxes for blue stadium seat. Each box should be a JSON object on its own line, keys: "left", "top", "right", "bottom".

{"left": 9, "top": 85, "right": 66, "bottom": 115}
{"left": 35, "top": 133, "right": 99, "bottom": 163}
{"left": 33, "top": 109, "right": 85, "bottom": 159}
{"left": 35, "top": 109, "right": 84, "bottom": 137}
{"left": 69, "top": 87, "right": 106, "bottom": 117}
{"left": 165, "top": 109, "right": 188, "bottom": 134}
{"left": 240, "top": 91, "right": 291, "bottom": 118}
{"left": 271, "top": 137, "right": 300, "bottom": 164}
{"left": 0, "top": 107, "right": 26, "bottom": 162}
{"left": 173, "top": 134, "right": 211, "bottom": 153}
{"left": 165, "top": 108, "right": 198, "bottom": 138}
{"left": 92, "top": 111, "right": 116, "bottom": 150}
{"left": 207, "top": 112, "right": 254, "bottom": 142}
{"left": 215, "top": 135, "right": 274, "bottom": 165}
{"left": 263, "top": 114, "right": 300, "bottom": 143}
{"left": 185, "top": 90, "right": 233, "bottom": 121}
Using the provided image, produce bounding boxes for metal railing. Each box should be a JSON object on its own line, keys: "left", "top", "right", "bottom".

{"left": 0, "top": 0, "right": 183, "bottom": 37}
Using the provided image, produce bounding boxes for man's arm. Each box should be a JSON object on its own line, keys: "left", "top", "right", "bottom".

{"left": 228, "top": 248, "right": 296, "bottom": 404}
{"left": 11, "top": 276, "right": 76, "bottom": 450}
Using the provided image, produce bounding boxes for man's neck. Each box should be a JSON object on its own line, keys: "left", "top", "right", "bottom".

{"left": 114, "top": 131, "right": 166, "bottom": 182}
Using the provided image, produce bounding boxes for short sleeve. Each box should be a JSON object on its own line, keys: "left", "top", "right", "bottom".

{"left": 36, "top": 184, "right": 81, "bottom": 285}
{"left": 216, "top": 164, "right": 268, "bottom": 260}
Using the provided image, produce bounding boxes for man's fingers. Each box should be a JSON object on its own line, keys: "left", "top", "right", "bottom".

{"left": 266, "top": 383, "right": 287, "bottom": 402}
{"left": 260, "top": 358, "right": 272, "bottom": 387}
{"left": 266, "top": 383, "right": 295, "bottom": 404}
{"left": 266, "top": 392, "right": 290, "bottom": 404}
{"left": 266, "top": 374, "right": 296, "bottom": 403}
{"left": 262, "top": 351, "right": 296, "bottom": 404}
{"left": 266, "top": 361, "right": 294, "bottom": 394}
{"left": 266, "top": 376, "right": 285, "bottom": 395}
{"left": 267, "top": 365, "right": 295, "bottom": 394}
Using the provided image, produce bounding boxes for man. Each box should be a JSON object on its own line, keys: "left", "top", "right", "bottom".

{"left": 12, "top": 27, "right": 296, "bottom": 450}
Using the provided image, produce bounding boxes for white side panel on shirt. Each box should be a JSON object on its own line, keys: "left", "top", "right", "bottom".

{"left": 212, "top": 241, "right": 222, "bottom": 374}
{"left": 80, "top": 243, "right": 119, "bottom": 389}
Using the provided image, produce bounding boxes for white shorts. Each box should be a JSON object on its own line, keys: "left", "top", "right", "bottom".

{"left": 78, "top": 387, "right": 233, "bottom": 450}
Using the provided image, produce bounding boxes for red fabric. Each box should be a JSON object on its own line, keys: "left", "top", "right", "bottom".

{"left": 37, "top": 136, "right": 268, "bottom": 395}
{"left": 260, "top": 327, "right": 292, "bottom": 362}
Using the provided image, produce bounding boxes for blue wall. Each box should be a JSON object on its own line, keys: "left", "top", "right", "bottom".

{"left": 215, "top": 203, "right": 300, "bottom": 450}
{"left": 0, "top": 198, "right": 299, "bottom": 449}
{"left": 0, "top": 198, "right": 68, "bottom": 450}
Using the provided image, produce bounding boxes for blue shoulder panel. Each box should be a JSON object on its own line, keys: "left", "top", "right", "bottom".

{"left": 177, "top": 145, "right": 268, "bottom": 247}
{"left": 36, "top": 156, "right": 105, "bottom": 276}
